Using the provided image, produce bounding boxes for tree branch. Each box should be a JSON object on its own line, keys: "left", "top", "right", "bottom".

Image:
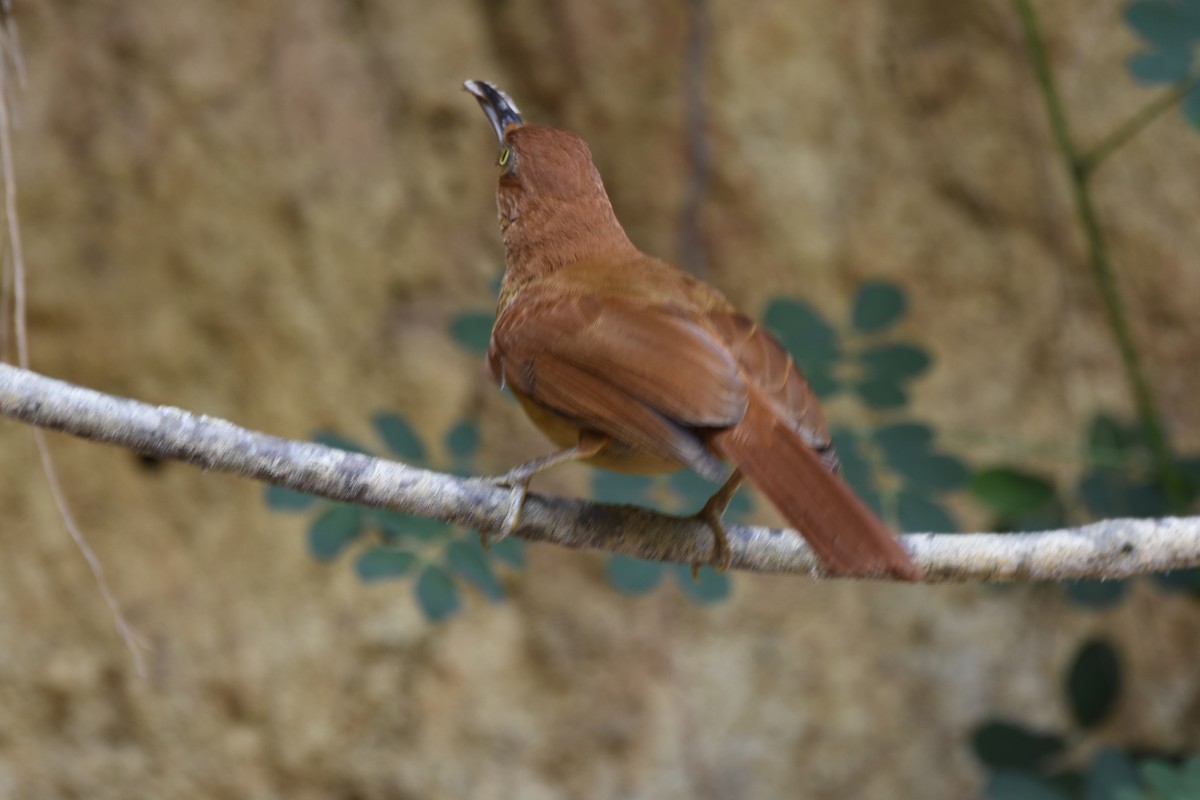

{"left": 2, "top": 362, "right": 1198, "bottom": 582}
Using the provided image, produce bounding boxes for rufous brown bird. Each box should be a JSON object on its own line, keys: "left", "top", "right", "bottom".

{"left": 464, "top": 79, "right": 920, "bottom": 581}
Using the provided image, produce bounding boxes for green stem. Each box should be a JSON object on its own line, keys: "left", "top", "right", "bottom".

{"left": 1080, "top": 69, "right": 1200, "bottom": 176}
{"left": 1013, "top": 0, "right": 1186, "bottom": 510}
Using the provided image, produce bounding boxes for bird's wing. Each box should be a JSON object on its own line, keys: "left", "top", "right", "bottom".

{"left": 704, "top": 308, "right": 838, "bottom": 469}
{"left": 488, "top": 286, "right": 748, "bottom": 479}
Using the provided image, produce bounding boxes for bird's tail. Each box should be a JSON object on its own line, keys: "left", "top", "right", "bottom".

{"left": 711, "top": 388, "right": 922, "bottom": 581}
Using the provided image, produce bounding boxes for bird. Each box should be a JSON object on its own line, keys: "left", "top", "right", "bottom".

{"left": 463, "top": 79, "right": 920, "bottom": 581}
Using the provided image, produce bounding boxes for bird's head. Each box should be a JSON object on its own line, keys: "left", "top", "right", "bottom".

{"left": 463, "top": 80, "right": 620, "bottom": 233}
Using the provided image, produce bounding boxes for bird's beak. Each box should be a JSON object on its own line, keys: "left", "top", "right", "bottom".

{"left": 463, "top": 80, "right": 524, "bottom": 145}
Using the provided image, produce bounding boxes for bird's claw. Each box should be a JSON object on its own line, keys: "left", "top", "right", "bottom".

{"left": 689, "top": 502, "right": 733, "bottom": 581}
{"left": 479, "top": 468, "right": 534, "bottom": 547}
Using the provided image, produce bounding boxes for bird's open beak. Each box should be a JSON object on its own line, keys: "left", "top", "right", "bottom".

{"left": 463, "top": 80, "right": 524, "bottom": 145}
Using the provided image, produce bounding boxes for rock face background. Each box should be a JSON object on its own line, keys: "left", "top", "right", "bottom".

{"left": 1, "top": 1, "right": 1198, "bottom": 798}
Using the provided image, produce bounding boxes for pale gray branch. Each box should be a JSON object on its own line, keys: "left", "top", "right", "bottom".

{"left": 2, "top": 362, "right": 1198, "bottom": 582}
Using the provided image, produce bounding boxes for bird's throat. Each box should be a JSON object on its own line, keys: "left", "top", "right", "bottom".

{"left": 495, "top": 190, "right": 635, "bottom": 310}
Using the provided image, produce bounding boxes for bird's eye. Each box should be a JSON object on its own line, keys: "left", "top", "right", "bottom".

{"left": 498, "top": 147, "right": 511, "bottom": 167}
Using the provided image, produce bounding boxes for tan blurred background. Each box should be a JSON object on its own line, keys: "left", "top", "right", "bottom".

{"left": 1, "top": 1, "right": 1199, "bottom": 798}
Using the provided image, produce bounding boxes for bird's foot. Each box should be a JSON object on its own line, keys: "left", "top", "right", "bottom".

{"left": 686, "top": 470, "right": 742, "bottom": 579}
{"left": 477, "top": 437, "right": 611, "bottom": 549}
{"left": 689, "top": 496, "right": 733, "bottom": 580}
{"left": 478, "top": 465, "right": 538, "bottom": 547}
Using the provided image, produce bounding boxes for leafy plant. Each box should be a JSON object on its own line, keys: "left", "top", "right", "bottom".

{"left": 971, "top": 637, "right": 1190, "bottom": 800}
{"left": 834, "top": 421, "right": 967, "bottom": 533}
{"left": 1124, "top": 0, "right": 1200, "bottom": 129}
{"left": 764, "top": 281, "right": 931, "bottom": 410}
{"left": 968, "top": 412, "right": 1200, "bottom": 609}
{"left": 1118, "top": 758, "right": 1200, "bottom": 800}
{"left": 264, "top": 415, "right": 523, "bottom": 622}
{"left": 765, "top": 282, "right": 965, "bottom": 533}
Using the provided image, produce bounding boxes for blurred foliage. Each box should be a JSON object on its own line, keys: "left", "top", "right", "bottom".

{"left": 1124, "top": 0, "right": 1200, "bottom": 128}
{"left": 264, "top": 414, "right": 524, "bottom": 623}
{"left": 764, "top": 280, "right": 931, "bottom": 410}
{"left": 972, "top": 637, "right": 1191, "bottom": 800}
{"left": 765, "top": 282, "right": 966, "bottom": 534}
{"left": 1118, "top": 758, "right": 1200, "bottom": 800}
{"left": 968, "top": 412, "right": 1200, "bottom": 608}
{"left": 974, "top": 6, "right": 1200, "bottom": 795}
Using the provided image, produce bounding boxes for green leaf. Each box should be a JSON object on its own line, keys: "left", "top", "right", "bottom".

{"left": 370, "top": 509, "right": 451, "bottom": 542}
{"left": 308, "top": 505, "right": 364, "bottom": 562}
{"left": 1129, "top": 48, "right": 1195, "bottom": 83}
{"left": 972, "top": 468, "right": 1056, "bottom": 514}
{"left": 1080, "top": 468, "right": 1135, "bottom": 517}
{"left": 831, "top": 427, "right": 878, "bottom": 499}
{"left": 1152, "top": 568, "right": 1200, "bottom": 593}
{"left": 1066, "top": 579, "right": 1131, "bottom": 609}
{"left": 449, "top": 310, "right": 494, "bottom": 356}
{"left": 1080, "top": 470, "right": 1170, "bottom": 519}
{"left": 444, "top": 420, "right": 481, "bottom": 461}
{"left": 860, "top": 488, "right": 886, "bottom": 518}
{"left": 1124, "top": 1, "right": 1200, "bottom": 50}
{"left": 1068, "top": 638, "right": 1122, "bottom": 729}
{"left": 264, "top": 484, "right": 320, "bottom": 511}
{"left": 415, "top": 564, "right": 461, "bottom": 621}
{"left": 1177, "top": 455, "right": 1200, "bottom": 494}
{"left": 1087, "top": 748, "right": 1140, "bottom": 800}
{"left": 1142, "top": 760, "right": 1186, "bottom": 795}
{"left": 1087, "top": 414, "right": 1132, "bottom": 465}
{"left": 896, "top": 490, "right": 958, "bottom": 532}
{"left": 855, "top": 378, "right": 908, "bottom": 409}
{"left": 1125, "top": 482, "right": 1170, "bottom": 517}
{"left": 1128, "top": 757, "right": 1200, "bottom": 800}
{"left": 762, "top": 298, "right": 841, "bottom": 367}
{"left": 803, "top": 365, "right": 841, "bottom": 399}
{"left": 986, "top": 771, "right": 1069, "bottom": 800}
{"left": 313, "top": 430, "right": 370, "bottom": 454}
{"left": 873, "top": 422, "right": 934, "bottom": 457}
{"left": 486, "top": 536, "right": 527, "bottom": 567}
{"left": 896, "top": 453, "right": 972, "bottom": 492}
{"left": 673, "top": 564, "right": 732, "bottom": 604}
{"left": 851, "top": 281, "right": 907, "bottom": 333}
{"left": 858, "top": 343, "right": 931, "bottom": 383}
{"left": 447, "top": 539, "right": 505, "bottom": 601}
{"left": 1050, "top": 773, "right": 1087, "bottom": 799}
{"left": 605, "top": 555, "right": 666, "bottom": 595}
{"left": 972, "top": 720, "right": 1066, "bottom": 770}
{"left": 371, "top": 412, "right": 426, "bottom": 462}
{"left": 354, "top": 547, "right": 417, "bottom": 582}
{"left": 994, "top": 498, "right": 1069, "bottom": 534}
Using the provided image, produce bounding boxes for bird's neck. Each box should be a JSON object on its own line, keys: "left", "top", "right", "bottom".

{"left": 496, "top": 191, "right": 636, "bottom": 310}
